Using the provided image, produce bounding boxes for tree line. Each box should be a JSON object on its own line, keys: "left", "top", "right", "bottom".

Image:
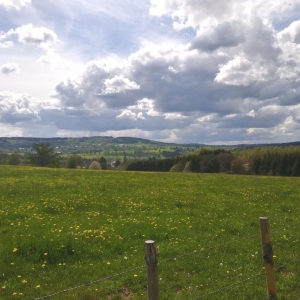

{"left": 126, "top": 147, "right": 300, "bottom": 176}
{"left": 1, "top": 142, "right": 300, "bottom": 176}
{"left": 0, "top": 143, "right": 113, "bottom": 170}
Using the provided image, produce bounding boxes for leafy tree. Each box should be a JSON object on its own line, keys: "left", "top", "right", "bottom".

{"left": 189, "top": 157, "right": 200, "bottom": 172}
{"left": 27, "top": 143, "right": 61, "bottom": 167}
{"left": 66, "top": 155, "right": 84, "bottom": 168}
{"left": 292, "top": 158, "right": 300, "bottom": 176}
{"left": 230, "top": 157, "right": 247, "bottom": 174}
{"left": 8, "top": 153, "right": 21, "bottom": 165}
{"left": 217, "top": 152, "right": 234, "bottom": 172}
{"left": 89, "top": 161, "right": 101, "bottom": 170}
{"left": 0, "top": 152, "right": 9, "bottom": 165}
{"left": 199, "top": 154, "right": 219, "bottom": 173}
{"left": 113, "top": 159, "right": 121, "bottom": 168}
{"left": 99, "top": 157, "right": 107, "bottom": 170}
{"left": 170, "top": 161, "right": 185, "bottom": 172}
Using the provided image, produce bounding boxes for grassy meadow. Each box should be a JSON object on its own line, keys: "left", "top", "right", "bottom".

{"left": 0, "top": 166, "right": 300, "bottom": 299}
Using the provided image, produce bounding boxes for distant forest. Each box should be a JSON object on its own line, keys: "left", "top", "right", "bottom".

{"left": 126, "top": 147, "right": 300, "bottom": 177}
{"left": 1, "top": 141, "right": 300, "bottom": 177}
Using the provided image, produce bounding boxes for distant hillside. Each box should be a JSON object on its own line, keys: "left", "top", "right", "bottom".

{"left": 0, "top": 136, "right": 299, "bottom": 160}
{"left": 0, "top": 136, "right": 205, "bottom": 160}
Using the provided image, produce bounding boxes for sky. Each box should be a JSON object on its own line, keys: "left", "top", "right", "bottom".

{"left": 1, "top": 0, "right": 300, "bottom": 144}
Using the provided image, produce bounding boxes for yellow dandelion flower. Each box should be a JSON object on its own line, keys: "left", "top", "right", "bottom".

{"left": 134, "top": 274, "right": 138, "bottom": 277}
{"left": 107, "top": 262, "right": 110, "bottom": 265}
{"left": 22, "top": 280, "right": 27, "bottom": 284}
{"left": 2, "top": 286, "right": 5, "bottom": 289}
{"left": 17, "top": 275, "right": 21, "bottom": 278}
{"left": 44, "top": 253, "right": 48, "bottom": 256}
{"left": 13, "top": 248, "right": 18, "bottom": 253}
{"left": 36, "top": 285, "right": 40, "bottom": 289}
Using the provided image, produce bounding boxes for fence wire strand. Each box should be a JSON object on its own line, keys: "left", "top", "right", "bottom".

{"left": 160, "top": 233, "right": 260, "bottom": 264}
{"left": 187, "top": 255, "right": 300, "bottom": 300}
{"left": 32, "top": 222, "right": 300, "bottom": 300}
{"left": 33, "top": 264, "right": 145, "bottom": 300}
{"left": 271, "top": 220, "right": 300, "bottom": 234}
{"left": 275, "top": 256, "right": 300, "bottom": 271}
{"left": 190, "top": 271, "right": 264, "bottom": 299}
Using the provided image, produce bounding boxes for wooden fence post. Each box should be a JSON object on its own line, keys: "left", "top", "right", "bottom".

{"left": 145, "top": 240, "right": 159, "bottom": 300}
{"left": 259, "top": 217, "right": 277, "bottom": 300}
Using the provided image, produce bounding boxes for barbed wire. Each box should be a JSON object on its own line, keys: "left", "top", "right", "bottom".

{"left": 32, "top": 232, "right": 260, "bottom": 300}
{"left": 271, "top": 220, "right": 300, "bottom": 234}
{"left": 190, "top": 271, "right": 264, "bottom": 299}
{"left": 275, "top": 256, "right": 300, "bottom": 271}
{"left": 33, "top": 264, "right": 145, "bottom": 300}
{"left": 160, "top": 220, "right": 300, "bottom": 264}
{"left": 185, "top": 254, "right": 300, "bottom": 300}
{"left": 159, "top": 233, "right": 260, "bottom": 264}
{"left": 32, "top": 222, "right": 300, "bottom": 300}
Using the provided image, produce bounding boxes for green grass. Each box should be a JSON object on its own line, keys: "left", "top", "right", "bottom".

{"left": 1, "top": 166, "right": 300, "bottom": 299}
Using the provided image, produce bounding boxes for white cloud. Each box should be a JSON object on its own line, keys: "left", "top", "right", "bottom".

{"left": 128, "top": 99, "right": 161, "bottom": 117}
{"left": 0, "top": 91, "right": 40, "bottom": 124}
{"left": 1, "top": 0, "right": 300, "bottom": 143}
{"left": 164, "top": 112, "right": 187, "bottom": 120}
{"left": 168, "top": 66, "right": 178, "bottom": 73}
{"left": 215, "top": 56, "right": 270, "bottom": 86}
{"left": 150, "top": 0, "right": 298, "bottom": 30}
{"left": 116, "top": 109, "right": 145, "bottom": 121}
{"left": 247, "top": 110, "right": 256, "bottom": 117}
{"left": 0, "top": 0, "right": 31, "bottom": 9}
{"left": 1, "top": 63, "right": 19, "bottom": 74}
{"left": 6, "top": 23, "right": 60, "bottom": 49}
{"left": 37, "top": 50, "right": 71, "bottom": 70}
{"left": 276, "top": 21, "right": 300, "bottom": 80}
{"left": 191, "top": 21, "right": 246, "bottom": 52}
{"left": 0, "top": 41, "right": 14, "bottom": 48}
{"left": 101, "top": 75, "right": 140, "bottom": 95}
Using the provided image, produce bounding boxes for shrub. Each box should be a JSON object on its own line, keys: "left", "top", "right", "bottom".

{"left": 89, "top": 161, "right": 101, "bottom": 170}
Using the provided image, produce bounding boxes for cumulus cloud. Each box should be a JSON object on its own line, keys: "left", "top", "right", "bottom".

{"left": 0, "top": 91, "right": 60, "bottom": 125}
{"left": 37, "top": 49, "right": 71, "bottom": 70}
{"left": 1, "top": 0, "right": 300, "bottom": 143}
{"left": 0, "top": 24, "right": 61, "bottom": 69}
{"left": 50, "top": 21, "right": 300, "bottom": 143}
{"left": 278, "top": 20, "right": 300, "bottom": 44}
{"left": 0, "top": 41, "right": 14, "bottom": 48}
{"left": 0, "top": 92, "right": 40, "bottom": 124}
{"left": 215, "top": 57, "right": 270, "bottom": 86}
{"left": 52, "top": 61, "right": 110, "bottom": 107}
{"left": 1, "top": 63, "right": 19, "bottom": 74}
{"left": 191, "top": 21, "right": 246, "bottom": 52}
{"left": 150, "top": 0, "right": 298, "bottom": 30}
{"left": 101, "top": 75, "right": 140, "bottom": 95}
{"left": 116, "top": 109, "right": 145, "bottom": 120}
{"left": 0, "top": 0, "right": 31, "bottom": 9}
{"left": 6, "top": 23, "right": 60, "bottom": 49}
{"left": 276, "top": 21, "right": 300, "bottom": 81}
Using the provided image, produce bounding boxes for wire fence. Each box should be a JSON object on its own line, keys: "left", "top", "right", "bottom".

{"left": 33, "top": 218, "right": 300, "bottom": 300}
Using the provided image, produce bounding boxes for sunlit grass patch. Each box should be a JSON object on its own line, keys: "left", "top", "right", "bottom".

{"left": 0, "top": 166, "right": 300, "bottom": 299}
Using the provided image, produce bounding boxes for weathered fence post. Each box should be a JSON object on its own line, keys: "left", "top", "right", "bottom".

{"left": 145, "top": 240, "right": 159, "bottom": 300}
{"left": 259, "top": 217, "right": 277, "bottom": 300}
